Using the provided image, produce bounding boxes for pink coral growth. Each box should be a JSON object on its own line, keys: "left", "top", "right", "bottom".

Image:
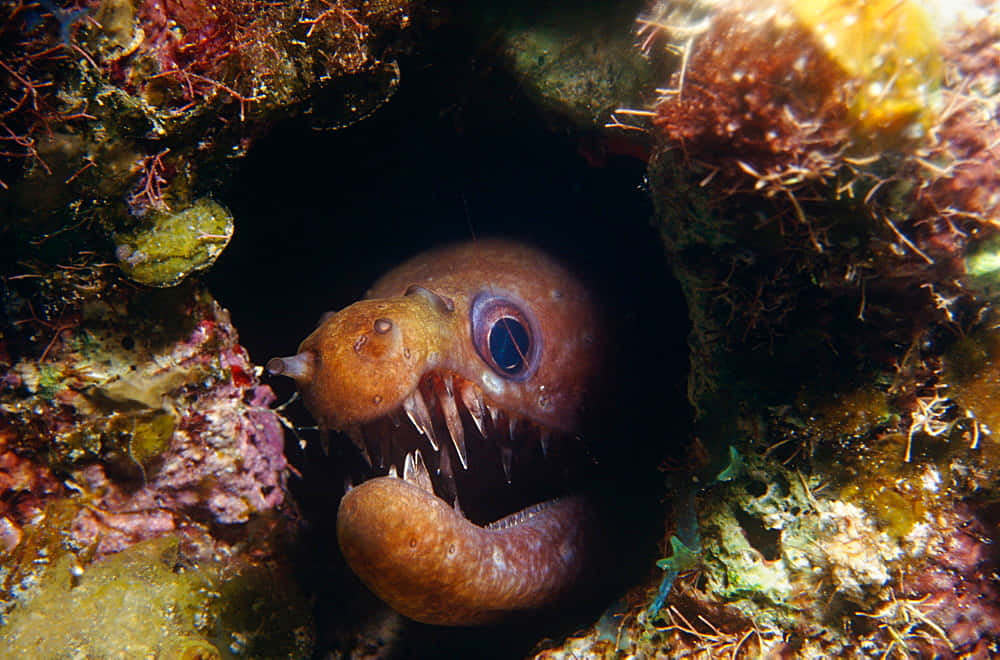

{"left": 901, "top": 505, "right": 1000, "bottom": 658}
{"left": 0, "top": 439, "right": 65, "bottom": 553}
{"left": 2, "top": 274, "right": 294, "bottom": 562}
{"left": 67, "top": 304, "right": 290, "bottom": 557}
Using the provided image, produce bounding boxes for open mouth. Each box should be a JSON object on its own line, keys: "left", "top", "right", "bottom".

{"left": 341, "top": 370, "right": 584, "bottom": 526}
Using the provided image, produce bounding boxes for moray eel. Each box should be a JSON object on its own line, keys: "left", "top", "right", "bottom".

{"left": 267, "top": 239, "right": 606, "bottom": 626}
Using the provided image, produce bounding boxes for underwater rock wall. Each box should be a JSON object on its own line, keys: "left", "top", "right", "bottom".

{"left": 541, "top": 0, "right": 1000, "bottom": 658}
{"left": 0, "top": 265, "right": 312, "bottom": 656}
{"left": 1, "top": 2, "right": 418, "bottom": 650}
{"left": 1, "top": 0, "right": 412, "bottom": 281}
{"left": 3, "top": 0, "right": 999, "bottom": 657}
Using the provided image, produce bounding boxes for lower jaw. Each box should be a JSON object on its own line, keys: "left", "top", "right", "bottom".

{"left": 336, "top": 470, "right": 597, "bottom": 626}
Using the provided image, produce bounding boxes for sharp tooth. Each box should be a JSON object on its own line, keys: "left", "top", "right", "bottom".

{"left": 488, "top": 403, "right": 502, "bottom": 430}
{"left": 347, "top": 426, "right": 372, "bottom": 467}
{"left": 344, "top": 476, "right": 354, "bottom": 493}
{"left": 403, "top": 389, "right": 439, "bottom": 451}
{"left": 459, "top": 381, "right": 487, "bottom": 437}
{"left": 379, "top": 433, "right": 391, "bottom": 469}
{"left": 501, "top": 446, "right": 513, "bottom": 484}
{"left": 439, "top": 376, "right": 468, "bottom": 469}
{"left": 539, "top": 427, "right": 550, "bottom": 457}
{"left": 388, "top": 464, "right": 399, "bottom": 478}
{"left": 403, "top": 450, "right": 434, "bottom": 493}
{"left": 438, "top": 448, "right": 458, "bottom": 506}
{"left": 508, "top": 415, "right": 519, "bottom": 444}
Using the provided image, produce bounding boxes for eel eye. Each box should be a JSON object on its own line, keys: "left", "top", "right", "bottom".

{"left": 471, "top": 293, "right": 538, "bottom": 380}
{"left": 489, "top": 317, "right": 529, "bottom": 374}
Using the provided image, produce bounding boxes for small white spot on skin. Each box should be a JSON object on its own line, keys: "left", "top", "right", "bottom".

{"left": 481, "top": 371, "right": 505, "bottom": 396}
{"left": 550, "top": 289, "right": 563, "bottom": 300}
{"left": 492, "top": 546, "right": 508, "bottom": 572}
{"left": 558, "top": 540, "right": 574, "bottom": 565}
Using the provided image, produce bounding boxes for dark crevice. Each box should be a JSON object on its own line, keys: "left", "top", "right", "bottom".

{"left": 208, "top": 4, "right": 688, "bottom": 657}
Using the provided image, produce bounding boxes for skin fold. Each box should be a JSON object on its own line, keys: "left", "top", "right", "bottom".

{"left": 268, "top": 239, "right": 607, "bottom": 626}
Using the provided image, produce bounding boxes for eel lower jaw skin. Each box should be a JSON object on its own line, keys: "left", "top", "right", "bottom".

{"left": 337, "top": 461, "right": 595, "bottom": 626}
{"left": 335, "top": 371, "right": 597, "bottom": 626}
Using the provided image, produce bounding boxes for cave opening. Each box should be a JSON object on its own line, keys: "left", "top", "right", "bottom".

{"left": 208, "top": 10, "right": 691, "bottom": 656}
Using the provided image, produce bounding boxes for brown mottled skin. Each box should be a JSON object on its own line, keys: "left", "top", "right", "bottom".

{"left": 289, "top": 240, "right": 601, "bottom": 432}
{"left": 338, "top": 478, "right": 595, "bottom": 625}
{"left": 269, "top": 240, "right": 606, "bottom": 626}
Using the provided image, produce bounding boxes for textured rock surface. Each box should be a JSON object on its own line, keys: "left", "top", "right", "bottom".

{"left": 0, "top": 266, "right": 311, "bottom": 656}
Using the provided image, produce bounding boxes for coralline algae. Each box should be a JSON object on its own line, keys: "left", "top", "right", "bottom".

{"left": 0, "top": 266, "right": 311, "bottom": 655}
{"left": 539, "top": 0, "right": 1000, "bottom": 657}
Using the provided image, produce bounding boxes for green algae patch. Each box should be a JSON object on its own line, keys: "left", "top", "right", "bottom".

{"left": 0, "top": 535, "right": 221, "bottom": 658}
{"left": 799, "top": 386, "right": 894, "bottom": 445}
{"left": 840, "top": 472, "right": 927, "bottom": 541}
{"left": 46, "top": 407, "right": 177, "bottom": 478}
{"left": 0, "top": 528, "right": 315, "bottom": 659}
{"left": 116, "top": 197, "right": 234, "bottom": 287}
{"left": 965, "top": 235, "right": 1000, "bottom": 303}
{"left": 211, "top": 558, "right": 315, "bottom": 658}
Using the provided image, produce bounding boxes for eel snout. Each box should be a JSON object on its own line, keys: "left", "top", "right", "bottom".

{"left": 337, "top": 452, "right": 595, "bottom": 626}
{"left": 268, "top": 293, "right": 452, "bottom": 430}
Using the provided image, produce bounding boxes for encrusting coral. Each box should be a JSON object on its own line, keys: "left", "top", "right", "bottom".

{"left": 538, "top": 0, "right": 1000, "bottom": 657}
{"left": 1, "top": 0, "right": 413, "bottom": 285}
{"left": 0, "top": 260, "right": 312, "bottom": 656}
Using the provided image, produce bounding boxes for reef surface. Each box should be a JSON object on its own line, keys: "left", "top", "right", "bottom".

{"left": 543, "top": 0, "right": 1000, "bottom": 657}
{"left": 2, "top": 0, "right": 999, "bottom": 658}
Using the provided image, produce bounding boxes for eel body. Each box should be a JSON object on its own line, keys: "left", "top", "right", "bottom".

{"left": 268, "top": 239, "right": 606, "bottom": 625}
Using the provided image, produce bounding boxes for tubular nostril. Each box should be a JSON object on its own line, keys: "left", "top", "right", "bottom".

{"left": 374, "top": 318, "right": 393, "bottom": 334}
{"left": 404, "top": 285, "right": 455, "bottom": 313}
{"left": 266, "top": 353, "right": 313, "bottom": 380}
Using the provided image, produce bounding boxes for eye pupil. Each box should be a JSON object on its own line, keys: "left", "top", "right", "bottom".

{"left": 488, "top": 317, "right": 530, "bottom": 374}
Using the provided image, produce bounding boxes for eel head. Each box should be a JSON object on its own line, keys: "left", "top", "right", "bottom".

{"left": 268, "top": 239, "right": 607, "bottom": 625}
